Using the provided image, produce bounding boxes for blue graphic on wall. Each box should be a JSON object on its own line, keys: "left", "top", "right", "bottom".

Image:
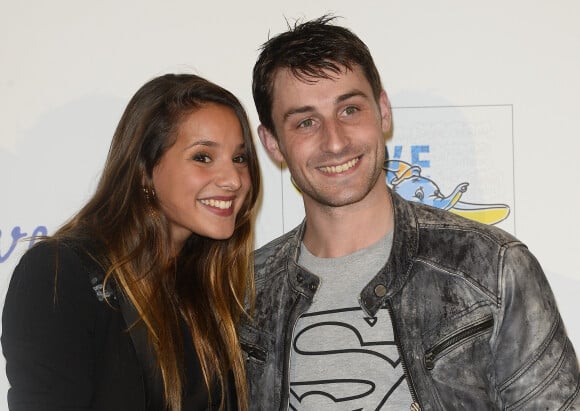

{"left": 0, "top": 225, "right": 47, "bottom": 263}
{"left": 385, "top": 146, "right": 510, "bottom": 225}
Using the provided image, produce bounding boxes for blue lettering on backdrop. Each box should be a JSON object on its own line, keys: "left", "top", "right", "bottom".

{"left": 0, "top": 225, "right": 47, "bottom": 263}
{"left": 391, "top": 145, "right": 431, "bottom": 168}
{"left": 412, "top": 145, "right": 430, "bottom": 168}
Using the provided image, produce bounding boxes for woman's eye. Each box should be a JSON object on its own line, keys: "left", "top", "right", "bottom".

{"left": 298, "top": 118, "right": 314, "bottom": 129}
{"left": 193, "top": 154, "right": 211, "bottom": 163}
{"left": 233, "top": 154, "right": 248, "bottom": 164}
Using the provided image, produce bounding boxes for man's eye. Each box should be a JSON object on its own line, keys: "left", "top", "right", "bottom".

{"left": 193, "top": 154, "right": 211, "bottom": 163}
{"left": 343, "top": 106, "right": 359, "bottom": 116}
{"left": 233, "top": 154, "right": 248, "bottom": 164}
{"left": 298, "top": 118, "right": 314, "bottom": 128}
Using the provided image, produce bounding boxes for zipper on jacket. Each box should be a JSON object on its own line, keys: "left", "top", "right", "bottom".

{"left": 386, "top": 300, "right": 422, "bottom": 410}
{"left": 281, "top": 296, "right": 302, "bottom": 411}
{"left": 240, "top": 341, "right": 267, "bottom": 363}
{"left": 424, "top": 315, "right": 494, "bottom": 371}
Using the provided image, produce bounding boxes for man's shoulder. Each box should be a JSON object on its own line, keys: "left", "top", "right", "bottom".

{"left": 407, "top": 200, "right": 520, "bottom": 247}
{"left": 254, "top": 225, "right": 299, "bottom": 262}
{"left": 253, "top": 225, "right": 300, "bottom": 276}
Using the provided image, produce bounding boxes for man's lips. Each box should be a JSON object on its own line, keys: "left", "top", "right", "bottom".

{"left": 317, "top": 156, "right": 360, "bottom": 174}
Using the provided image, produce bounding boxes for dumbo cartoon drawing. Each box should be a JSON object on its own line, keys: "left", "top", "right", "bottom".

{"left": 386, "top": 160, "right": 468, "bottom": 210}
{"left": 384, "top": 159, "right": 510, "bottom": 225}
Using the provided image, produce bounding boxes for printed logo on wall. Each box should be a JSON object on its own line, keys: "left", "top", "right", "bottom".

{"left": 387, "top": 104, "right": 514, "bottom": 233}
{"left": 281, "top": 104, "right": 515, "bottom": 234}
{"left": 0, "top": 226, "right": 47, "bottom": 264}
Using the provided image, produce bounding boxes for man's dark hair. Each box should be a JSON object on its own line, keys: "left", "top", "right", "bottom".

{"left": 252, "top": 15, "right": 383, "bottom": 136}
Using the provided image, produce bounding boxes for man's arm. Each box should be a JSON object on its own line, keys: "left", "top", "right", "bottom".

{"left": 493, "top": 243, "right": 579, "bottom": 409}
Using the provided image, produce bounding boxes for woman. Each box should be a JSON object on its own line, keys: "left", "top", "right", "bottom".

{"left": 2, "top": 74, "right": 261, "bottom": 410}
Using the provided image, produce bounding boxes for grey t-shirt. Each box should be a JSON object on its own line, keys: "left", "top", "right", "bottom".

{"left": 289, "top": 232, "right": 413, "bottom": 410}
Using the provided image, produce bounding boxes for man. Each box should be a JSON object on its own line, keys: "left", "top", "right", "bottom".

{"left": 240, "top": 15, "right": 580, "bottom": 410}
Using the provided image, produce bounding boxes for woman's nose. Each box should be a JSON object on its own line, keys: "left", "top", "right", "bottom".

{"left": 215, "top": 163, "right": 242, "bottom": 191}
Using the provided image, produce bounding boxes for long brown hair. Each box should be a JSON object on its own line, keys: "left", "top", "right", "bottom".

{"left": 54, "top": 73, "right": 260, "bottom": 410}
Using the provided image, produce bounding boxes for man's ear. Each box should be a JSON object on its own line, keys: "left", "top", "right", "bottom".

{"left": 258, "top": 125, "right": 285, "bottom": 163}
{"left": 378, "top": 90, "right": 392, "bottom": 134}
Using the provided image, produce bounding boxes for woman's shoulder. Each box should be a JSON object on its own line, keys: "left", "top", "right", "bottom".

{"left": 8, "top": 238, "right": 102, "bottom": 301}
{"left": 16, "top": 238, "right": 83, "bottom": 271}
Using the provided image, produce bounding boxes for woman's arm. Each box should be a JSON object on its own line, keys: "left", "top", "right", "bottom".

{"left": 2, "top": 241, "right": 98, "bottom": 410}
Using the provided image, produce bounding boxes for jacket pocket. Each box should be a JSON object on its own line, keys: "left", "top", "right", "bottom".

{"left": 238, "top": 320, "right": 274, "bottom": 407}
{"left": 238, "top": 320, "right": 270, "bottom": 365}
{"left": 424, "top": 314, "right": 494, "bottom": 370}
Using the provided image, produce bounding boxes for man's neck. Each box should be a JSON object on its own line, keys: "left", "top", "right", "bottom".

{"left": 302, "top": 186, "right": 394, "bottom": 258}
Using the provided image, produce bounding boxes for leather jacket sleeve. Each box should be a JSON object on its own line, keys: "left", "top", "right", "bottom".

{"left": 492, "top": 243, "right": 580, "bottom": 409}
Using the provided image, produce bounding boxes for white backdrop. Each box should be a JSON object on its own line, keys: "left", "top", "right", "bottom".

{"left": 1, "top": 1, "right": 579, "bottom": 407}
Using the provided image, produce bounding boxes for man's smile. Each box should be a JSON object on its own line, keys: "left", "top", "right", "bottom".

{"left": 317, "top": 156, "right": 360, "bottom": 174}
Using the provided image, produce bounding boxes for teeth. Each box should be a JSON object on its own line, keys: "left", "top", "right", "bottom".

{"left": 200, "top": 199, "right": 233, "bottom": 209}
{"left": 319, "top": 158, "right": 359, "bottom": 173}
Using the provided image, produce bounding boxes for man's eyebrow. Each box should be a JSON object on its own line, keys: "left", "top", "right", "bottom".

{"left": 282, "top": 105, "right": 315, "bottom": 122}
{"left": 336, "top": 90, "right": 367, "bottom": 103}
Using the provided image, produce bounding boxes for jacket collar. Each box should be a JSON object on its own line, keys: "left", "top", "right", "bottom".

{"left": 286, "top": 190, "right": 419, "bottom": 317}
{"left": 359, "top": 191, "right": 418, "bottom": 316}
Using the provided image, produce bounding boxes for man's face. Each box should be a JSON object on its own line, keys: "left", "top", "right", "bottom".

{"left": 259, "top": 65, "right": 391, "bottom": 210}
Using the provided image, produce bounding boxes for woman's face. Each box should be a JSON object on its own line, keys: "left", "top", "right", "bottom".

{"left": 152, "top": 103, "right": 251, "bottom": 250}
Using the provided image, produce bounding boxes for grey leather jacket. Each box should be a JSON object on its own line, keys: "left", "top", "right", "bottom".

{"left": 240, "top": 192, "right": 580, "bottom": 410}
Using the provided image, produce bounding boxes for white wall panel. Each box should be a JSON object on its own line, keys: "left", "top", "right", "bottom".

{"left": 1, "top": 1, "right": 578, "bottom": 407}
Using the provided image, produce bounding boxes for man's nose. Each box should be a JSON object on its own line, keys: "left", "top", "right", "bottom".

{"left": 320, "top": 120, "right": 348, "bottom": 153}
